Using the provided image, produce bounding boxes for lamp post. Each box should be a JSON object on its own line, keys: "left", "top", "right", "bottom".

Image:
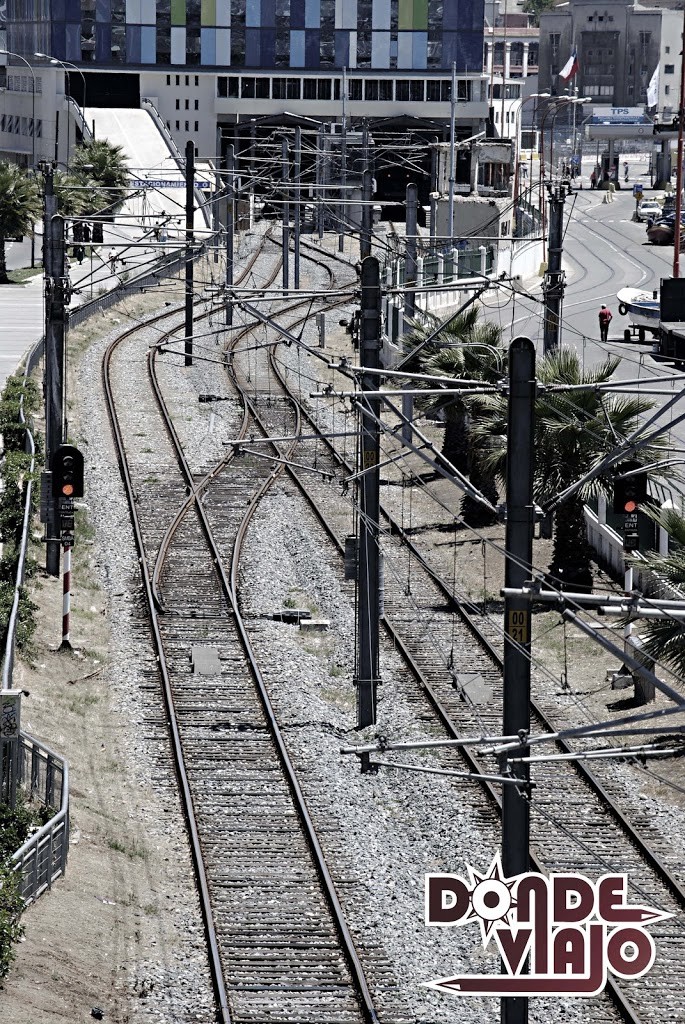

{"left": 515, "top": 92, "right": 549, "bottom": 204}
{"left": 34, "top": 53, "right": 87, "bottom": 167}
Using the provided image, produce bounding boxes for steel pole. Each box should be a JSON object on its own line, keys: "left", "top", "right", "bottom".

{"left": 404, "top": 182, "right": 418, "bottom": 324}
{"left": 226, "top": 143, "right": 234, "bottom": 326}
{"left": 294, "top": 125, "right": 301, "bottom": 290}
{"left": 339, "top": 67, "right": 348, "bottom": 253}
{"left": 673, "top": 5, "right": 685, "bottom": 276}
{"left": 356, "top": 257, "right": 382, "bottom": 736}
{"left": 501, "top": 336, "right": 535, "bottom": 1024}
{"left": 185, "top": 139, "right": 194, "bottom": 366}
{"left": 448, "top": 62, "right": 457, "bottom": 245}
{"left": 282, "top": 137, "right": 289, "bottom": 293}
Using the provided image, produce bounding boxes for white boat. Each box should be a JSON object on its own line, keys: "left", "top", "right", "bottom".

{"left": 616, "top": 287, "right": 660, "bottom": 335}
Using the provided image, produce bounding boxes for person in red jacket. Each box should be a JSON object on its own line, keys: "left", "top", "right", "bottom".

{"left": 598, "top": 305, "right": 613, "bottom": 343}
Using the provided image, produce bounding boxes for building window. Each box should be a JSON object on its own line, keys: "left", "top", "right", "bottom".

{"left": 194, "top": 99, "right": 199, "bottom": 109}
{"left": 272, "top": 78, "right": 286, "bottom": 99}
{"left": 457, "top": 80, "right": 471, "bottom": 101}
{"left": 665, "top": 65, "right": 674, "bottom": 74}
{"left": 665, "top": 85, "right": 671, "bottom": 95}
{"left": 242, "top": 77, "right": 256, "bottom": 98}
{"left": 318, "top": 79, "right": 332, "bottom": 100}
{"left": 378, "top": 81, "right": 392, "bottom": 101}
{"left": 185, "top": 120, "right": 189, "bottom": 131}
{"left": 286, "top": 78, "right": 301, "bottom": 99}
{"left": 365, "top": 80, "right": 379, "bottom": 100}
{"left": 666, "top": 46, "right": 670, "bottom": 54}
{"left": 217, "top": 77, "right": 227, "bottom": 97}
{"left": 185, "top": 75, "right": 189, "bottom": 86}
{"left": 409, "top": 80, "right": 424, "bottom": 101}
{"left": 175, "top": 120, "right": 180, "bottom": 130}
{"left": 348, "top": 80, "right": 362, "bottom": 100}
{"left": 176, "top": 75, "right": 180, "bottom": 86}
{"left": 176, "top": 99, "right": 180, "bottom": 109}
{"left": 256, "top": 79, "right": 269, "bottom": 97}
{"left": 195, "top": 76, "right": 199, "bottom": 87}
{"left": 396, "top": 80, "right": 409, "bottom": 101}
{"left": 185, "top": 98, "right": 189, "bottom": 109}
{"left": 194, "top": 121, "right": 198, "bottom": 131}
{"left": 166, "top": 75, "right": 171, "bottom": 86}
{"left": 550, "top": 34, "right": 560, "bottom": 59}
{"left": 304, "top": 79, "right": 316, "bottom": 99}
{"left": 427, "top": 80, "right": 441, "bottom": 101}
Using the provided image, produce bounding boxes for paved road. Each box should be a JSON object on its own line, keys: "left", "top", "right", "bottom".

{"left": 486, "top": 183, "right": 685, "bottom": 496}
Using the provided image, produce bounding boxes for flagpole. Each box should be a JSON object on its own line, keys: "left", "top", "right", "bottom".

{"left": 673, "top": 12, "right": 685, "bottom": 277}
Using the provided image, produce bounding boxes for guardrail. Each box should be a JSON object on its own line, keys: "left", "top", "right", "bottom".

{"left": 141, "top": 97, "right": 212, "bottom": 229}
{"left": 11, "top": 734, "right": 69, "bottom": 905}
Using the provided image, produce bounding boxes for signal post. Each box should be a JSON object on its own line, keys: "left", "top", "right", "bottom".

{"left": 51, "top": 444, "right": 84, "bottom": 649}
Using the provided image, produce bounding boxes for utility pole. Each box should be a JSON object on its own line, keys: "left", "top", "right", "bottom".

{"left": 542, "top": 180, "right": 570, "bottom": 355}
{"left": 448, "top": 61, "right": 457, "bottom": 245}
{"left": 501, "top": 336, "right": 535, "bottom": 1024}
{"left": 226, "top": 143, "right": 234, "bottom": 327}
{"left": 404, "top": 182, "right": 418, "bottom": 324}
{"left": 355, "top": 256, "right": 382, "bottom": 740}
{"left": 317, "top": 123, "right": 325, "bottom": 239}
{"left": 430, "top": 136, "right": 439, "bottom": 253}
{"left": 360, "top": 124, "right": 372, "bottom": 261}
{"left": 282, "top": 137, "right": 289, "bottom": 293}
{"left": 294, "top": 125, "right": 301, "bottom": 290}
{"left": 339, "top": 67, "right": 348, "bottom": 254}
{"left": 43, "top": 163, "right": 66, "bottom": 578}
{"left": 185, "top": 139, "right": 194, "bottom": 366}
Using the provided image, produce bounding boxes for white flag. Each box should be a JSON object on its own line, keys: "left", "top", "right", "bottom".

{"left": 647, "top": 66, "right": 659, "bottom": 109}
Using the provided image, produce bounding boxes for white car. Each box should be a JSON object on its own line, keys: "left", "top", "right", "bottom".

{"left": 636, "top": 199, "right": 662, "bottom": 222}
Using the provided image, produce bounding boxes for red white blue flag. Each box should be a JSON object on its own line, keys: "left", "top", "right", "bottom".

{"left": 559, "top": 47, "right": 579, "bottom": 82}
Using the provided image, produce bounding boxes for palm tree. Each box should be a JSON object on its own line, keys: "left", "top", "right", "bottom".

{"left": 404, "top": 307, "right": 506, "bottom": 524}
{"left": 72, "top": 139, "right": 128, "bottom": 239}
{"left": 477, "top": 347, "right": 658, "bottom": 589}
{"left": 0, "top": 163, "right": 42, "bottom": 284}
{"left": 630, "top": 508, "right": 685, "bottom": 675}
{"left": 53, "top": 170, "right": 87, "bottom": 220}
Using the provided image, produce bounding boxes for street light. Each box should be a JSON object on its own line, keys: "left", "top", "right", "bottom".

{"left": 34, "top": 53, "right": 87, "bottom": 167}
{"left": 514, "top": 92, "right": 550, "bottom": 203}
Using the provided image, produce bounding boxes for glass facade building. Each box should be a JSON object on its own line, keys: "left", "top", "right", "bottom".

{"left": 6, "top": 0, "right": 484, "bottom": 73}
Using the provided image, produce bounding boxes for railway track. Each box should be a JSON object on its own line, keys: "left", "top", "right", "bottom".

{"left": 94, "top": 224, "right": 683, "bottom": 1023}
{"left": 254, "top": 317, "right": 685, "bottom": 1024}
{"left": 100, "top": 236, "right": 395, "bottom": 1023}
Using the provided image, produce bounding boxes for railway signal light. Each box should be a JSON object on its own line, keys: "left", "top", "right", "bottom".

{"left": 51, "top": 444, "right": 84, "bottom": 499}
{"left": 612, "top": 461, "right": 648, "bottom": 515}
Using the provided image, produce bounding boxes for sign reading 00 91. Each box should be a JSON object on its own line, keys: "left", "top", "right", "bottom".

{"left": 507, "top": 609, "right": 529, "bottom": 644}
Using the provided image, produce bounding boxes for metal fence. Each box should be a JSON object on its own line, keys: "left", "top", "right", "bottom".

{"left": 11, "top": 734, "right": 69, "bottom": 905}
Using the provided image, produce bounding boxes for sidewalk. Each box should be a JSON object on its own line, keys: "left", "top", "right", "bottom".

{"left": 0, "top": 224, "right": 165, "bottom": 390}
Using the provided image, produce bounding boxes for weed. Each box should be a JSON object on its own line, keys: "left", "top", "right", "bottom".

{"left": 107, "top": 837, "right": 148, "bottom": 861}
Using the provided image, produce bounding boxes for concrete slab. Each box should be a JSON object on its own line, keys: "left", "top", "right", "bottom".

{"left": 190, "top": 645, "right": 222, "bottom": 675}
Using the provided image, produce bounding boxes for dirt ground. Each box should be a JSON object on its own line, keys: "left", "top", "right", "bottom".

{"left": 2, "top": 265, "right": 683, "bottom": 1021}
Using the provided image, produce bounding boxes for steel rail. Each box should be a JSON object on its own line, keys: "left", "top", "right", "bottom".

{"left": 145, "top": 283, "right": 381, "bottom": 1024}
{"left": 263, "top": 313, "right": 685, "bottom": 1024}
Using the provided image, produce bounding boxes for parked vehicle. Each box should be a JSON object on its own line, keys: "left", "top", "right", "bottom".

{"left": 636, "top": 198, "right": 662, "bottom": 222}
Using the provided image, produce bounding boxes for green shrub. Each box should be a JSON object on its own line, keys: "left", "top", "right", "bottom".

{"left": 0, "top": 864, "right": 23, "bottom": 981}
{"left": 0, "top": 799, "right": 37, "bottom": 981}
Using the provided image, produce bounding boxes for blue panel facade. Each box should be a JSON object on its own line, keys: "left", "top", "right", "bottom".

{"left": 6, "top": 0, "right": 484, "bottom": 71}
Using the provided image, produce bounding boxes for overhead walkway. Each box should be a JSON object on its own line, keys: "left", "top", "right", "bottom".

{"left": 84, "top": 106, "right": 212, "bottom": 236}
